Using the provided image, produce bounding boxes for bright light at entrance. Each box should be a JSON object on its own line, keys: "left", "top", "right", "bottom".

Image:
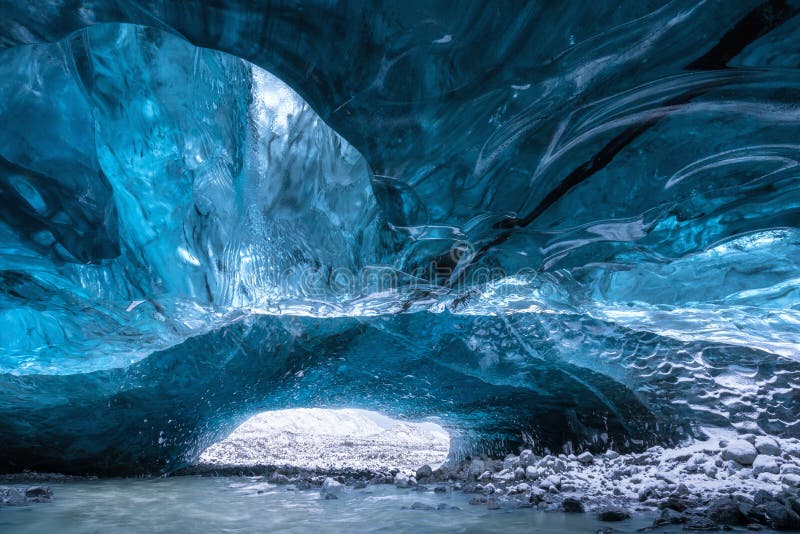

{"left": 200, "top": 408, "right": 450, "bottom": 471}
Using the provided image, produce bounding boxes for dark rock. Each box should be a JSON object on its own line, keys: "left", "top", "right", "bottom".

{"left": 434, "top": 485, "right": 448, "bottom": 493}
{"left": 24, "top": 486, "right": 53, "bottom": 503}
{"left": 660, "top": 496, "right": 694, "bottom": 512}
{"left": 410, "top": 501, "right": 435, "bottom": 511}
{"left": 486, "top": 498, "right": 501, "bottom": 510}
{"left": 707, "top": 497, "right": 747, "bottom": 526}
{"left": 653, "top": 508, "right": 686, "bottom": 527}
{"left": 416, "top": 465, "right": 433, "bottom": 480}
{"left": 468, "top": 496, "right": 487, "bottom": 505}
{"left": 562, "top": 496, "right": 585, "bottom": 513}
{"left": 753, "top": 490, "right": 773, "bottom": 506}
{"left": 353, "top": 480, "right": 367, "bottom": 489}
{"left": 598, "top": 507, "right": 630, "bottom": 522}
{"left": 761, "top": 501, "right": 800, "bottom": 531}
{"left": 323, "top": 493, "right": 338, "bottom": 500}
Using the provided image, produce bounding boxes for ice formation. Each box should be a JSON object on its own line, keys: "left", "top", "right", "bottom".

{"left": 0, "top": 2, "right": 798, "bottom": 474}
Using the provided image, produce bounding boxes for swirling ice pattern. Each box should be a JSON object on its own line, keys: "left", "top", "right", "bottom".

{"left": 0, "top": 1, "right": 798, "bottom": 473}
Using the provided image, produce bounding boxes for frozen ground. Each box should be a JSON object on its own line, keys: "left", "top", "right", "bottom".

{"left": 198, "top": 409, "right": 450, "bottom": 471}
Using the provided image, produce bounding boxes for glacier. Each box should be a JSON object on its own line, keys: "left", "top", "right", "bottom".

{"left": 0, "top": 1, "right": 799, "bottom": 474}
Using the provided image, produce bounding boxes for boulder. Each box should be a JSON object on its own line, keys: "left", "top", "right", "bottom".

{"left": 755, "top": 436, "right": 781, "bottom": 456}
{"left": 752, "top": 455, "right": 780, "bottom": 476}
{"left": 394, "top": 472, "right": 410, "bottom": 488}
{"left": 415, "top": 464, "right": 432, "bottom": 480}
{"left": 321, "top": 477, "right": 345, "bottom": 498}
{"left": 24, "top": 486, "right": 53, "bottom": 503}
{"left": 598, "top": 507, "right": 630, "bottom": 521}
{"left": 722, "top": 440, "right": 758, "bottom": 466}
{"left": 562, "top": 496, "right": 584, "bottom": 513}
{"left": 577, "top": 451, "right": 594, "bottom": 464}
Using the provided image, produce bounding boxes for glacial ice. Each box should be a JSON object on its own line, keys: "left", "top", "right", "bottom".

{"left": 0, "top": 2, "right": 799, "bottom": 474}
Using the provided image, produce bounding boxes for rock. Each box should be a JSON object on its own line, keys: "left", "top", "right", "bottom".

{"left": 321, "top": 477, "right": 344, "bottom": 498}
{"left": 781, "top": 474, "right": 800, "bottom": 488}
{"left": 503, "top": 455, "right": 519, "bottom": 471}
{"left": 604, "top": 450, "right": 620, "bottom": 460}
{"left": 410, "top": 501, "right": 435, "bottom": 511}
{"left": 707, "top": 497, "right": 747, "bottom": 526}
{"left": 416, "top": 465, "right": 433, "bottom": 480}
{"left": 782, "top": 465, "right": 800, "bottom": 475}
{"left": 514, "top": 467, "right": 525, "bottom": 480}
{"left": 539, "top": 475, "right": 561, "bottom": 490}
{"left": 394, "top": 472, "right": 410, "bottom": 489}
{"left": 519, "top": 450, "right": 534, "bottom": 467}
{"left": 654, "top": 508, "right": 686, "bottom": 526}
{"left": 0, "top": 487, "right": 25, "bottom": 505}
{"left": 468, "top": 459, "right": 485, "bottom": 479}
{"left": 577, "top": 451, "right": 594, "bottom": 464}
{"left": 482, "top": 483, "right": 496, "bottom": 495}
{"left": 598, "top": 507, "right": 630, "bottom": 521}
{"left": 525, "top": 466, "right": 539, "bottom": 480}
{"left": 684, "top": 516, "right": 720, "bottom": 531}
{"left": 323, "top": 493, "right": 338, "bottom": 500}
{"left": 469, "top": 496, "right": 487, "bottom": 505}
{"left": 661, "top": 496, "right": 694, "bottom": 512}
{"left": 269, "top": 474, "right": 290, "bottom": 484}
{"left": 722, "top": 440, "right": 758, "bottom": 466}
{"left": 755, "top": 436, "right": 781, "bottom": 457}
{"left": 552, "top": 459, "right": 566, "bottom": 473}
{"left": 761, "top": 501, "right": 800, "bottom": 531}
{"left": 24, "top": 486, "right": 53, "bottom": 503}
{"left": 477, "top": 470, "right": 493, "bottom": 482}
{"left": 752, "top": 455, "right": 780, "bottom": 476}
{"left": 562, "top": 496, "right": 585, "bottom": 513}
{"left": 434, "top": 485, "right": 448, "bottom": 493}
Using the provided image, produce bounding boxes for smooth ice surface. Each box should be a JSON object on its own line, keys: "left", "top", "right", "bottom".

{"left": 0, "top": 2, "right": 799, "bottom": 474}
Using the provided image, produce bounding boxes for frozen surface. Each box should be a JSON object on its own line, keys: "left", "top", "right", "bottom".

{"left": 198, "top": 409, "right": 449, "bottom": 470}
{"left": 0, "top": 2, "right": 799, "bottom": 474}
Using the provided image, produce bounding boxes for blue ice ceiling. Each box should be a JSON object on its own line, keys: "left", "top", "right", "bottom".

{"left": 0, "top": 1, "right": 799, "bottom": 474}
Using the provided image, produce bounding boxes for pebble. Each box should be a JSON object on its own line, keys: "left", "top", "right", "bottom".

{"left": 577, "top": 452, "right": 594, "bottom": 464}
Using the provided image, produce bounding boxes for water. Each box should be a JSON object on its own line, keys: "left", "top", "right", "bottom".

{"left": 0, "top": 477, "right": 655, "bottom": 533}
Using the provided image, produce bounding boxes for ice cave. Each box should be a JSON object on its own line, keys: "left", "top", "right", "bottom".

{"left": 1, "top": 1, "right": 800, "bottom": 532}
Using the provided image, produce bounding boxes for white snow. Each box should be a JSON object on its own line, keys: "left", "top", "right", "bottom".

{"left": 198, "top": 408, "right": 449, "bottom": 471}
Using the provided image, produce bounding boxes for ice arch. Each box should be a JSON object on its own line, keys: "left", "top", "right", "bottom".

{"left": 0, "top": 3, "right": 799, "bottom": 475}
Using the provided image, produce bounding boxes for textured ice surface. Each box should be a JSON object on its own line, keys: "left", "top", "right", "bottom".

{"left": 0, "top": 2, "right": 799, "bottom": 474}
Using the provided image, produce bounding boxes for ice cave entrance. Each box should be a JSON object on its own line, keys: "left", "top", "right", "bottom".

{"left": 199, "top": 409, "right": 450, "bottom": 471}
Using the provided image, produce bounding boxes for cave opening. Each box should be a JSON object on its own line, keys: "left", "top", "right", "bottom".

{"left": 198, "top": 408, "right": 451, "bottom": 472}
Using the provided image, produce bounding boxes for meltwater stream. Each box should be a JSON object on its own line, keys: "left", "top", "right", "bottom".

{"left": 0, "top": 478, "right": 655, "bottom": 534}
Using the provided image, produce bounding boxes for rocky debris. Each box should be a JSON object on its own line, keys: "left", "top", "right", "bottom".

{"left": 722, "top": 440, "right": 758, "bottom": 466}
{"left": 0, "top": 485, "right": 53, "bottom": 505}
{"left": 180, "top": 429, "right": 800, "bottom": 532}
